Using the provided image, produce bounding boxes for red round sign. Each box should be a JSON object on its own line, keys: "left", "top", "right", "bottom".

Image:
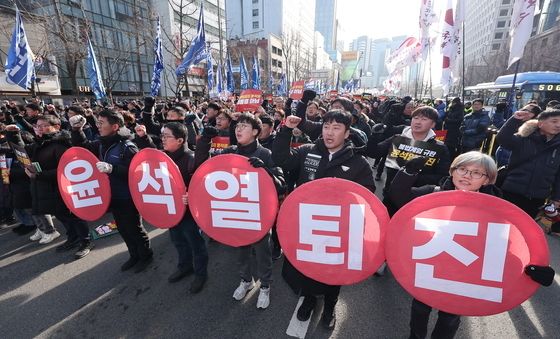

{"left": 128, "top": 148, "right": 186, "bottom": 228}
{"left": 386, "top": 191, "right": 550, "bottom": 316}
{"left": 57, "top": 147, "right": 111, "bottom": 221}
{"left": 188, "top": 154, "right": 279, "bottom": 247}
{"left": 276, "top": 178, "right": 389, "bottom": 285}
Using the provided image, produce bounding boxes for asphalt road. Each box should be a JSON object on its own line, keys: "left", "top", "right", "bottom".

{"left": 1, "top": 176, "right": 559, "bottom": 339}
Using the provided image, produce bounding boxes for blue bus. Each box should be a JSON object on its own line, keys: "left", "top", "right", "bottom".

{"left": 465, "top": 71, "right": 560, "bottom": 110}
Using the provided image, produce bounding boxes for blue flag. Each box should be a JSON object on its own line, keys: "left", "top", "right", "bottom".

{"left": 216, "top": 63, "right": 224, "bottom": 95}
{"left": 206, "top": 49, "right": 214, "bottom": 92}
{"left": 239, "top": 54, "right": 249, "bottom": 90}
{"left": 278, "top": 73, "right": 287, "bottom": 96}
{"left": 251, "top": 55, "right": 260, "bottom": 90}
{"left": 226, "top": 53, "right": 234, "bottom": 93}
{"left": 335, "top": 70, "right": 340, "bottom": 91}
{"left": 5, "top": 9, "right": 35, "bottom": 90}
{"left": 86, "top": 38, "right": 106, "bottom": 100}
{"left": 150, "top": 18, "right": 164, "bottom": 96}
{"left": 176, "top": 2, "right": 207, "bottom": 76}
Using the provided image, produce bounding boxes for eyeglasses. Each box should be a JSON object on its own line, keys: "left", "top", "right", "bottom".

{"left": 160, "top": 134, "right": 176, "bottom": 140}
{"left": 454, "top": 166, "right": 488, "bottom": 179}
{"left": 36, "top": 124, "right": 52, "bottom": 128}
{"left": 235, "top": 123, "right": 252, "bottom": 131}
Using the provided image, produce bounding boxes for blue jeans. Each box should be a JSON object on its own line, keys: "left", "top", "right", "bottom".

{"left": 14, "top": 208, "right": 33, "bottom": 226}
{"left": 168, "top": 213, "right": 208, "bottom": 277}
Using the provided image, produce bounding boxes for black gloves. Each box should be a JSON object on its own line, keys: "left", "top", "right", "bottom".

{"left": 301, "top": 89, "right": 317, "bottom": 104}
{"left": 201, "top": 126, "right": 219, "bottom": 139}
{"left": 525, "top": 265, "right": 555, "bottom": 286}
{"left": 248, "top": 157, "right": 265, "bottom": 168}
{"left": 143, "top": 96, "right": 156, "bottom": 112}
{"left": 404, "top": 156, "right": 428, "bottom": 175}
{"left": 185, "top": 114, "right": 197, "bottom": 124}
{"left": 372, "top": 123, "right": 387, "bottom": 134}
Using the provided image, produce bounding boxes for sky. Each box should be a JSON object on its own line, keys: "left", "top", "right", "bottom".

{"left": 337, "top": 0, "right": 422, "bottom": 46}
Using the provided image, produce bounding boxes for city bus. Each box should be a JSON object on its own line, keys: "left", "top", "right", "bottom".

{"left": 464, "top": 71, "right": 560, "bottom": 110}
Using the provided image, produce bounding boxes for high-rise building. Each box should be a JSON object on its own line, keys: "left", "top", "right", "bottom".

{"left": 226, "top": 0, "right": 316, "bottom": 83}
{"left": 369, "top": 36, "right": 407, "bottom": 88}
{"left": 5, "top": 0, "right": 157, "bottom": 97}
{"left": 464, "top": 0, "right": 515, "bottom": 83}
{"left": 314, "top": 0, "right": 339, "bottom": 62}
{"left": 520, "top": 0, "right": 560, "bottom": 72}
{"left": 349, "top": 35, "right": 372, "bottom": 75}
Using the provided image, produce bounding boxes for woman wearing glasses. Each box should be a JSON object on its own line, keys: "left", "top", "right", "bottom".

{"left": 388, "top": 151, "right": 553, "bottom": 338}
{"left": 389, "top": 151, "right": 500, "bottom": 339}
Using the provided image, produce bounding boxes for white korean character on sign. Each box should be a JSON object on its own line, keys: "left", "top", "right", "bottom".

{"left": 205, "top": 170, "right": 261, "bottom": 230}
{"left": 65, "top": 160, "right": 103, "bottom": 208}
{"left": 412, "top": 217, "right": 510, "bottom": 302}
{"left": 296, "top": 203, "right": 365, "bottom": 270}
{"left": 138, "top": 162, "right": 176, "bottom": 214}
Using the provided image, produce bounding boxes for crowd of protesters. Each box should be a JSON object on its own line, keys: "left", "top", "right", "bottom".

{"left": 0, "top": 90, "right": 558, "bottom": 337}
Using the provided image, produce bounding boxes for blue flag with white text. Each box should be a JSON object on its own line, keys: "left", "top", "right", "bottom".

{"left": 176, "top": 2, "right": 207, "bottom": 76}
{"left": 86, "top": 38, "right": 106, "bottom": 100}
{"left": 226, "top": 53, "right": 234, "bottom": 93}
{"left": 206, "top": 49, "right": 214, "bottom": 92}
{"left": 239, "top": 54, "right": 249, "bottom": 90}
{"left": 150, "top": 18, "right": 164, "bottom": 96}
{"left": 5, "top": 9, "right": 35, "bottom": 90}
{"left": 251, "top": 55, "right": 260, "bottom": 90}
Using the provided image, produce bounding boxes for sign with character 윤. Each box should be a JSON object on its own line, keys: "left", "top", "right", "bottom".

{"left": 57, "top": 147, "right": 111, "bottom": 221}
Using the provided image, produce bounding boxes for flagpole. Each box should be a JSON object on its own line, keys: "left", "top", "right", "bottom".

{"left": 507, "top": 60, "right": 521, "bottom": 118}
{"left": 461, "top": 19, "right": 465, "bottom": 102}
{"left": 428, "top": 39, "right": 433, "bottom": 99}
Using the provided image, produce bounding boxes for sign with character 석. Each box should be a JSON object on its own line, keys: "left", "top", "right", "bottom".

{"left": 128, "top": 149, "right": 187, "bottom": 228}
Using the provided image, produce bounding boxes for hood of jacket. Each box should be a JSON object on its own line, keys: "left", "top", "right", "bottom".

{"left": 401, "top": 126, "right": 437, "bottom": 141}
{"left": 516, "top": 119, "right": 539, "bottom": 138}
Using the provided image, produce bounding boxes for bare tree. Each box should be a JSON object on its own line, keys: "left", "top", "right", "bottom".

{"left": 160, "top": 0, "right": 197, "bottom": 98}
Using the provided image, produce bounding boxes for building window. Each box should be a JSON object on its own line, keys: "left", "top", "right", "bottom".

{"left": 272, "top": 59, "right": 277, "bottom": 66}
{"left": 502, "top": 0, "right": 510, "bottom": 4}
{"left": 252, "top": 21, "right": 259, "bottom": 29}
{"left": 272, "top": 46, "right": 278, "bottom": 54}
{"left": 277, "top": 48, "right": 283, "bottom": 56}
{"left": 497, "top": 21, "right": 506, "bottom": 28}
{"left": 277, "top": 61, "right": 282, "bottom": 68}
{"left": 494, "top": 32, "right": 504, "bottom": 39}
{"left": 252, "top": 9, "right": 258, "bottom": 17}
{"left": 252, "top": 0, "right": 258, "bottom": 3}
{"left": 499, "top": 9, "right": 508, "bottom": 16}
{"left": 492, "top": 43, "right": 501, "bottom": 50}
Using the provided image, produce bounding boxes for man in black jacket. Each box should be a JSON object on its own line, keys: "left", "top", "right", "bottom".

{"left": 6, "top": 116, "right": 92, "bottom": 258}
{"left": 272, "top": 110, "right": 375, "bottom": 330}
{"left": 367, "top": 106, "right": 450, "bottom": 215}
{"left": 496, "top": 108, "right": 560, "bottom": 217}
{"left": 196, "top": 112, "right": 285, "bottom": 310}
{"left": 71, "top": 110, "right": 154, "bottom": 272}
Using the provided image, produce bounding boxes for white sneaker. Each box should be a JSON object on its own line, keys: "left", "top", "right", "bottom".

{"left": 30, "top": 229, "right": 43, "bottom": 241}
{"left": 256, "top": 287, "right": 270, "bottom": 309}
{"left": 232, "top": 280, "right": 254, "bottom": 300}
{"left": 39, "top": 231, "right": 61, "bottom": 244}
